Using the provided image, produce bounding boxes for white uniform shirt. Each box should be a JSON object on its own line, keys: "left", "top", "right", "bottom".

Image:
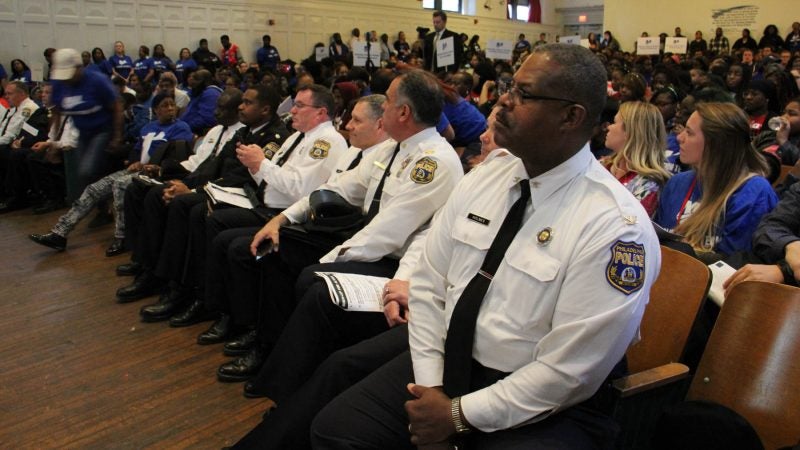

{"left": 181, "top": 122, "right": 245, "bottom": 172}
{"left": 285, "top": 127, "right": 463, "bottom": 264}
{"left": 252, "top": 121, "right": 347, "bottom": 209}
{"left": 0, "top": 97, "right": 39, "bottom": 145}
{"left": 408, "top": 145, "right": 661, "bottom": 432}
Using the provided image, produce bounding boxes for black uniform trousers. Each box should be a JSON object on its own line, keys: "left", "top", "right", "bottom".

{"left": 2, "top": 146, "right": 33, "bottom": 200}
{"left": 150, "top": 192, "right": 207, "bottom": 284}
{"left": 232, "top": 324, "right": 409, "bottom": 450}
{"left": 201, "top": 205, "right": 279, "bottom": 314}
{"left": 310, "top": 350, "right": 620, "bottom": 450}
{"left": 124, "top": 181, "right": 160, "bottom": 265}
{"left": 27, "top": 151, "right": 65, "bottom": 203}
{"left": 247, "top": 258, "right": 400, "bottom": 400}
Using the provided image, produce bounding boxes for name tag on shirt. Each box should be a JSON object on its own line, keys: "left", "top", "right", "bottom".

{"left": 467, "top": 213, "right": 490, "bottom": 226}
{"left": 22, "top": 122, "right": 39, "bottom": 137}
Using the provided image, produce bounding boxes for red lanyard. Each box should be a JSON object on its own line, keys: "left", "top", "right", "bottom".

{"left": 675, "top": 176, "right": 697, "bottom": 224}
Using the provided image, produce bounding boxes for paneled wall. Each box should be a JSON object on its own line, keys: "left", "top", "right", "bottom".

{"left": 0, "top": 0, "right": 559, "bottom": 79}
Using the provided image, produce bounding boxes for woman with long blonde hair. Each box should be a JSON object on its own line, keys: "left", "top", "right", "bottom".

{"left": 654, "top": 102, "right": 778, "bottom": 260}
{"left": 603, "top": 101, "right": 671, "bottom": 216}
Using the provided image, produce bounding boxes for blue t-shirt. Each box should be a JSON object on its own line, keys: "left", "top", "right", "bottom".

{"left": 109, "top": 55, "right": 133, "bottom": 79}
{"left": 654, "top": 170, "right": 778, "bottom": 254}
{"left": 135, "top": 118, "right": 194, "bottom": 161}
{"left": 174, "top": 59, "right": 197, "bottom": 87}
{"left": 0, "top": 64, "right": 6, "bottom": 80}
{"left": 133, "top": 57, "right": 154, "bottom": 81}
{"left": 443, "top": 98, "right": 487, "bottom": 146}
{"left": 257, "top": 45, "right": 281, "bottom": 71}
{"left": 11, "top": 70, "right": 32, "bottom": 83}
{"left": 52, "top": 69, "right": 119, "bottom": 132}
{"left": 152, "top": 57, "right": 173, "bottom": 77}
{"left": 87, "top": 60, "right": 112, "bottom": 77}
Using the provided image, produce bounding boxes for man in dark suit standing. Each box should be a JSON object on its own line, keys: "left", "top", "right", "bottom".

{"left": 423, "top": 10, "right": 463, "bottom": 74}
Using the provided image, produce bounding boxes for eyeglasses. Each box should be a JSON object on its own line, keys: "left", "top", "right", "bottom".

{"left": 500, "top": 80, "right": 580, "bottom": 106}
{"left": 294, "top": 101, "right": 322, "bottom": 109}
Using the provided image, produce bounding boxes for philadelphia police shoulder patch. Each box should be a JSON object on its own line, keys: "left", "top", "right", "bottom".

{"left": 410, "top": 157, "right": 437, "bottom": 184}
{"left": 309, "top": 139, "right": 330, "bottom": 159}
{"left": 22, "top": 108, "right": 32, "bottom": 118}
{"left": 263, "top": 142, "right": 281, "bottom": 160}
{"left": 606, "top": 240, "right": 646, "bottom": 295}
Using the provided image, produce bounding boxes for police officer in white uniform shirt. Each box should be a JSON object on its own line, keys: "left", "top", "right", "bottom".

{"left": 0, "top": 81, "right": 40, "bottom": 146}
{"left": 310, "top": 44, "right": 661, "bottom": 450}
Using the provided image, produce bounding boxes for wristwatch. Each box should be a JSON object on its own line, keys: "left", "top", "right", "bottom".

{"left": 777, "top": 259, "right": 798, "bottom": 286}
{"left": 451, "top": 396, "right": 472, "bottom": 435}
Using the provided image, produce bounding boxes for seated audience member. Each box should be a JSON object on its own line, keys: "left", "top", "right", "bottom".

{"left": 174, "top": 48, "right": 196, "bottom": 89}
{"left": 603, "top": 101, "right": 671, "bottom": 216}
{"left": 331, "top": 81, "right": 358, "bottom": 130}
{"left": 29, "top": 93, "right": 192, "bottom": 253}
{"left": 441, "top": 73, "right": 487, "bottom": 162}
{"left": 651, "top": 85, "right": 683, "bottom": 152}
{"left": 763, "top": 63, "right": 800, "bottom": 111}
{"left": 180, "top": 69, "right": 223, "bottom": 136}
{"left": 774, "top": 97, "right": 800, "bottom": 166}
{"left": 9, "top": 59, "right": 32, "bottom": 83}
{"left": 654, "top": 102, "right": 777, "bottom": 262}
{"left": 151, "top": 44, "right": 174, "bottom": 82}
{"left": 154, "top": 72, "right": 189, "bottom": 114}
{"left": 133, "top": 45, "right": 155, "bottom": 86}
{"left": 310, "top": 43, "right": 659, "bottom": 450}
{"left": 0, "top": 81, "right": 44, "bottom": 212}
{"left": 742, "top": 79, "right": 780, "bottom": 137}
{"left": 618, "top": 72, "right": 647, "bottom": 103}
{"left": 726, "top": 63, "right": 749, "bottom": 105}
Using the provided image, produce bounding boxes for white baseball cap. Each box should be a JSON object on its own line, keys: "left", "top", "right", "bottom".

{"left": 50, "top": 48, "right": 82, "bottom": 80}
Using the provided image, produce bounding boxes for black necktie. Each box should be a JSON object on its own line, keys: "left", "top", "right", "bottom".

{"left": 1, "top": 109, "right": 17, "bottom": 135}
{"left": 442, "top": 179, "right": 531, "bottom": 398}
{"left": 274, "top": 132, "right": 304, "bottom": 167}
{"left": 210, "top": 125, "right": 228, "bottom": 156}
{"left": 346, "top": 150, "right": 363, "bottom": 171}
{"left": 365, "top": 143, "right": 400, "bottom": 223}
{"left": 55, "top": 117, "right": 68, "bottom": 141}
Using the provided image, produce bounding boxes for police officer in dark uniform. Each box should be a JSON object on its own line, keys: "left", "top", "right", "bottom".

{"left": 116, "top": 85, "right": 289, "bottom": 307}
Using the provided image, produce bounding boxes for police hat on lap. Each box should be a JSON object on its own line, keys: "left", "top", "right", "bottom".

{"left": 308, "top": 189, "right": 363, "bottom": 229}
{"left": 51, "top": 48, "right": 82, "bottom": 80}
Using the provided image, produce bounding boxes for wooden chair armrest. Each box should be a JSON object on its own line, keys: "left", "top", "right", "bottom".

{"left": 612, "top": 362, "right": 690, "bottom": 398}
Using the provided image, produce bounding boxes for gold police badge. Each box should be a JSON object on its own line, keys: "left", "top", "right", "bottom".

{"left": 309, "top": 139, "right": 330, "bottom": 159}
{"left": 410, "top": 157, "right": 437, "bottom": 184}
{"left": 263, "top": 142, "right": 281, "bottom": 160}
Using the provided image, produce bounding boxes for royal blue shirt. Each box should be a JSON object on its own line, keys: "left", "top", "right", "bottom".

{"left": 11, "top": 69, "right": 32, "bottom": 83}
{"left": 180, "top": 85, "right": 223, "bottom": 134}
{"left": 443, "top": 98, "right": 487, "bottom": 146}
{"left": 174, "top": 58, "right": 197, "bottom": 87}
{"left": 654, "top": 170, "right": 778, "bottom": 254}
{"left": 257, "top": 45, "right": 281, "bottom": 71}
{"left": 133, "top": 118, "right": 194, "bottom": 162}
{"left": 87, "top": 60, "right": 112, "bottom": 77}
{"left": 0, "top": 64, "right": 6, "bottom": 80}
{"left": 152, "top": 57, "right": 173, "bottom": 77}
{"left": 52, "top": 69, "right": 119, "bottom": 132}
{"left": 133, "top": 57, "right": 154, "bottom": 82}
{"left": 109, "top": 55, "right": 134, "bottom": 79}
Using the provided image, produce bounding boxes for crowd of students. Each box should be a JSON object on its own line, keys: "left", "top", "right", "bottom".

{"left": 2, "top": 14, "right": 800, "bottom": 449}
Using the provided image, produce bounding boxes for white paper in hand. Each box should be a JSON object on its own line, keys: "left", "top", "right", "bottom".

{"left": 708, "top": 260, "right": 737, "bottom": 307}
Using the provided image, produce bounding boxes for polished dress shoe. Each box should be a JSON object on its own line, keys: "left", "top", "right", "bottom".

{"left": 140, "top": 288, "right": 190, "bottom": 322}
{"left": 105, "top": 238, "right": 127, "bottom": 257}
{"left": 243, "top": 381, "right": 269, "bottom": 399}
{"left": 29, "top": 232, "right": 67, "bottom": 251}
{"left": 116, "top": 271, "right": 162, "bottom": 303}
{"left": 169, "top": 299, "right": 217, "bottom": 327}
{"left": 217, "top": 347, "right": 264, "bottom": 382}
{"left": 223, "top": 329, "right": 258, "bottom": 356}
{"left": 116, "top": 261, "right": 143, "bottom": 277}
{"left": 33, "top": 199, "right": 66, "bottom": 215}
{"left": 197, "top": 314, "right": 232, "bottom": 345}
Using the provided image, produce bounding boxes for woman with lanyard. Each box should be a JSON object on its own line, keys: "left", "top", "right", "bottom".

{"left": 654, "top": 102, "right": 777, "bottom": 262}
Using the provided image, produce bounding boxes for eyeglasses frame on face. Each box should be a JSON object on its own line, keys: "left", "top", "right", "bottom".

{"left": 500, "top": 80, "right": 582, "bottom": 107}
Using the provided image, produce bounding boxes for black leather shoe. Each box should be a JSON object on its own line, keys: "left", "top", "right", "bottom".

{"left": 224, "top": 329, "right": 258, "bottom": 356}
{"left": 169, "top": 299, "right": 217, "bottom": 327}
{"left": 243, "top": 381, "right": 268, "bottom": 399}
{"left": 105, "top": 238, "right": 127, "bottom": 257}
{"left": 33, "top": 199, "right": 66, "bottom": 215}
{"left": 87, "top": 210, "right": 113, "bottom": 228}
{"left": 29, "top": 232, "right": 67, "bottom": 251}
{"left": 116, "top": 262, "right": 143, "bottom": 277}
{"left": 116, "top": 271, "right": 162, "bottom": 303}
{"left": 140, "top": 288, "right": 190, "bottom": 322}
{"left": 197, "top": 314, "right": 232, "bottom": 345}
{"left": 217, "top": 347, "right": 264, "bottom": 382}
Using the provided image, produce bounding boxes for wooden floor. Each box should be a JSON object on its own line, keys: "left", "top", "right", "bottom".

{"left": 0, "top": 206, "right": 269, "bottom": 449}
